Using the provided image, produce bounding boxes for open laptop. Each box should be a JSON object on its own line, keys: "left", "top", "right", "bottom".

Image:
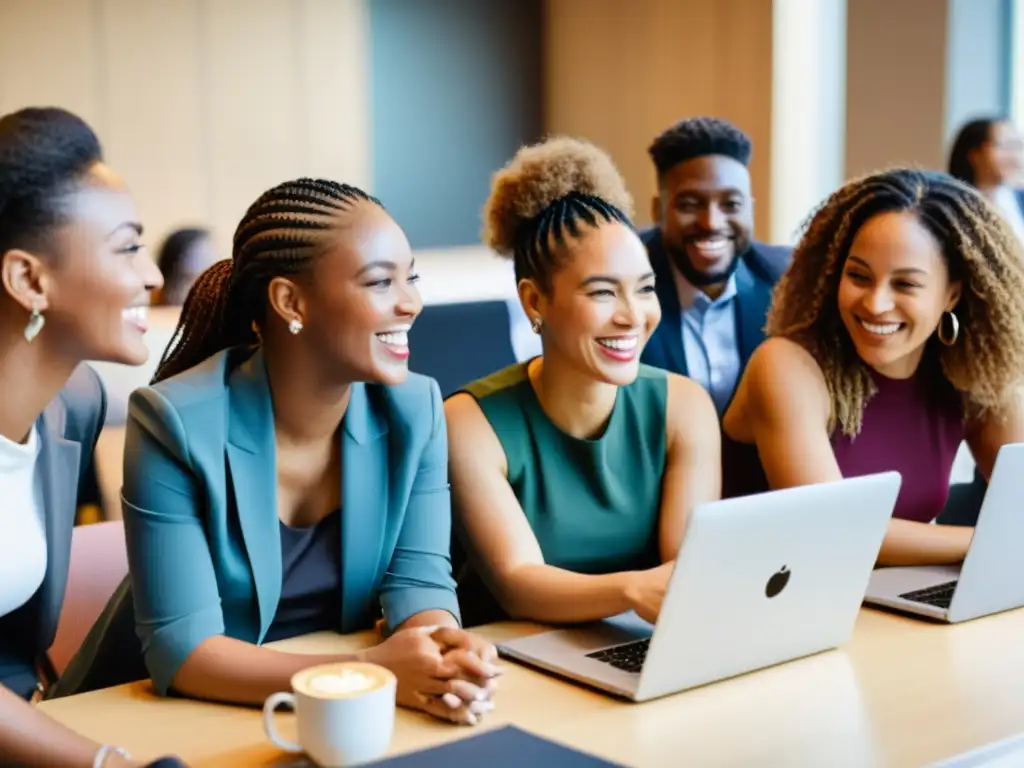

{"left": 864, "top": 442, "right": 1024, "bottom": 623}
{"left": 497, "top": 472, "right": 902, "bottom": 702}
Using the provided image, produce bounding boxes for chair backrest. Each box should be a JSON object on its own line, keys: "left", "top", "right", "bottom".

{"left": 48, "top": 521, "right": 129, "bottom": 676}
{"left": 408, "top": 300, "right": 516, "bottom": 397}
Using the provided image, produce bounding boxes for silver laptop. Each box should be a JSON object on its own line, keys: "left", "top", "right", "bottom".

{"left": 864, "top": 442, "right": 1024, "bottom": 623}
{"left": 497, "top": 472, "right": 902, "bottom": 702}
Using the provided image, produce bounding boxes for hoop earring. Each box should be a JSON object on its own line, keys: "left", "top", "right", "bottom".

{"left": 530, "top": 317, "right": 543, "bottom": 334}
{"left": 288, "top": 318, "right": 303, "bottom": 335}
{"left": 23, "top": 303, "right": 45, "bottom": 343}
{"left": 938, "top": 310, "right": 959, "bottom": 346}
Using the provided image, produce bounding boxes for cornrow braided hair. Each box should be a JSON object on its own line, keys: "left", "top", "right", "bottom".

{"left": 767, "top": 167, "right": 1024, "bottom": 436}
{"left": 153, "top": 177, "right": 381, "bottom": 383}
{"left": 513, "top": 191, "right": 632, "bottom": 287}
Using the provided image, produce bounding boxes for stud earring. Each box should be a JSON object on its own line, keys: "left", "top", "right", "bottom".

{"left": 23, "top": 303, "right": 45, "bottom": 343}
{"left": 288, "top": 318, "right": 303, "bottom": 335}
{"left": 530, "top": 316, "right": 543, "bottom": 334}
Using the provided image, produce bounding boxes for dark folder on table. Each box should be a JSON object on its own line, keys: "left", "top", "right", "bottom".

{"left": 370, "top": 725, "right": 627, "bottom": 767}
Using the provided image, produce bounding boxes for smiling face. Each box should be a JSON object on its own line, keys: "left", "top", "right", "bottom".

{"left": 5, "top": 162, "right": 164, "bottom": 365}
{"left": 653, "top": 154, "right": 753, "bottom": 287}
{"left": 522, "top": 221, "right": 661, "bottom": 386}
{"left": 292, "top": 202, "right": 422, "bottom": 386}
{"left": 837, "top": 210, "right": 962, "bottom": 379}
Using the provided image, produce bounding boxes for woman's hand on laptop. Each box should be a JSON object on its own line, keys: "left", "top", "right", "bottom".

{"left": 624, "top": 561, "right": 676, "bottom": 624}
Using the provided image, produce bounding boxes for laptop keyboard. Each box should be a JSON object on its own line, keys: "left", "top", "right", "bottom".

{"left": 585, "top": 638, "right": 650, "bottom": 673}
{"left": 899, "top": 580, "right": 958, "bottom": 608}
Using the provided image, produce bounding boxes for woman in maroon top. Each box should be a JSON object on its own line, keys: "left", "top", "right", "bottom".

{"left": 724, "top": 168, "right": 1024, "bottom": 567}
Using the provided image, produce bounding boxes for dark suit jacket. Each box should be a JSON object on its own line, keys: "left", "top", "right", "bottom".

{"left": 55, "top": 346, "right": 461, "bottom": 698}
{"left": 638, "top": 226, "right": 791, "bottom": 400}
{"left": 0, "top": 365, "right": 106, "bottom": 698}
{"left": 638, "top": 227, "right": 790, "bottom": 499}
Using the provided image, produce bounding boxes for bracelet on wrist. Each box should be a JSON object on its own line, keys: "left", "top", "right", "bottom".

{"left": 93, "top": 744, "right": 131, "bottom": 768}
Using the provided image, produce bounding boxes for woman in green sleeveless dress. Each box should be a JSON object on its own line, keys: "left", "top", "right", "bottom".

{"left": 446, "top": 138, "right": 722, "bottom": 627}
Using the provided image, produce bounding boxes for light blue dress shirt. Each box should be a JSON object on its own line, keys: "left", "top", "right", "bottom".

{"left": 673, "top": 268, "right": 741, "bottom": 414}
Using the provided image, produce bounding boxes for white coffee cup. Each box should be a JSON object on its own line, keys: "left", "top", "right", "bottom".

{"left": 263, "top": 661, "right": 397, "bottom": 767}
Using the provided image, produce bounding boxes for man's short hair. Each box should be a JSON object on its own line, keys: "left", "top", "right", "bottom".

{"left": 648, "top": 116, "right": 752, "bottom": 178}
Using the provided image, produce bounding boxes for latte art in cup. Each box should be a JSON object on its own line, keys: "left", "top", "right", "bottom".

{"left": 264, "top": 662, "right": 397, "bottom": 767}
{"left": 302, "top": 667, "right": 385, "bottom": 698}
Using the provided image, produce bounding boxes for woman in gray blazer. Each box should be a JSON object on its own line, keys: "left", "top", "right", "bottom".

{"left": 0, "top": 108, "right": 163, "bottom": 767}
{"left": 67, "top": 178, "right": 500, "bottom": 727}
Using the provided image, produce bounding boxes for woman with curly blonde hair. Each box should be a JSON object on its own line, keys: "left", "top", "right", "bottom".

{"left": 446, "top": 137, "right": 721, "bottom": 626}
{"left": 724, "top": 168, "right": 1024, "bottom": 566}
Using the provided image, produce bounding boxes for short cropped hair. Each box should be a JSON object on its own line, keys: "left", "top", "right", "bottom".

{"left": 647, "top": 116, "right": 752, "bottom": 178}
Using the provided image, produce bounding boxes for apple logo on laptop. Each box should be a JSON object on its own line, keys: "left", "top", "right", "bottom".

{"left": 765, "top": 566, "right": 790, "bottom": 598}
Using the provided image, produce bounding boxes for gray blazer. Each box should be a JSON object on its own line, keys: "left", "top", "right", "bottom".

{"left": 0, "top": 364, "right": 106, "bottom": 697}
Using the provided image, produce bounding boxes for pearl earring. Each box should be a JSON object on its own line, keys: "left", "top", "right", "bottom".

{"left": 288, "top": 318, "right": 303, "bottom": 335}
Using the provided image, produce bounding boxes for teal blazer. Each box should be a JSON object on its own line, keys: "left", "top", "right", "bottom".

{"left": 80, "top": 346, "right": 459, "bottom": 696}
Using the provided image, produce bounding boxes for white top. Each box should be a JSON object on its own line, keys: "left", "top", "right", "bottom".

{"left": 0, "top": 425, "right": 47, "bottom": 618}
{"left": 992, "top": 186, "right": 1024, "bottom": 245}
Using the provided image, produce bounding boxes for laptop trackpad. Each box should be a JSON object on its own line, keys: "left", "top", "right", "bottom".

{"left": 868, "top": 564, "right": 961, "bottom": 597}
{"left": 503, "top": 611, "right": 653, "bottom": 656}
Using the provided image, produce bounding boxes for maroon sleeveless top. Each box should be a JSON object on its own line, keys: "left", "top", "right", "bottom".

{"left": 831, "top": 371, "right": 963, "bottom": 523}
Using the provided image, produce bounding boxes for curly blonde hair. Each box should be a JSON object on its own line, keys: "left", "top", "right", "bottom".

{"left": 767, "top": 168, "right": 1024, "bottom": 436}
{"left": 482, "top": 136, "right": 634, "bottom": 288}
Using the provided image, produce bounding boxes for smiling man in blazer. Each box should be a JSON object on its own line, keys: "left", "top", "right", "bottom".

{"left": 640, "top": 116, "right": 791, "bottom": 416}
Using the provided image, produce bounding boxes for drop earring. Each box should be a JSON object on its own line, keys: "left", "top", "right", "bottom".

{"left": 288, "top": 318, "right": 304, "bottom": 335}
{"left": 23, "top": 303, "right": 45, "bottom": 343}
{"left": 530, "top": 316, "right": 543, "bottom": 334}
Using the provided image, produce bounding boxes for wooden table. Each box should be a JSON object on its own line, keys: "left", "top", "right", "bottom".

{"left": 38, "top": 607, "right": 1024, "bottom": 767}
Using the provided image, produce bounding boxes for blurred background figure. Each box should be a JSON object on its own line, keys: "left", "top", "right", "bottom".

{"left": 152, "top": 227, "right": 218, "bottom": 306}
{"left": 948, "top": 117, "right": 1024, "bottom": 244}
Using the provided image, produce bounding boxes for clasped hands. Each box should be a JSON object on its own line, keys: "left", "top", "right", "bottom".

{"left": 360, "top": 625, "right": 501, "bottom": 725}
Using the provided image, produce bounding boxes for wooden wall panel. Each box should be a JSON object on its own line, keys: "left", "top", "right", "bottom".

{"left": 543, "top": 0, "right": 774, "bottom": 237}
{"left": 0, "top": 0, "right": 370, "bottom": 260}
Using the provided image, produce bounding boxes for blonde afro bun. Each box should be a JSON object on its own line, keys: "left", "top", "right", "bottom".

{"left": 482, "top": 136, "right": 634, "bottom": 256}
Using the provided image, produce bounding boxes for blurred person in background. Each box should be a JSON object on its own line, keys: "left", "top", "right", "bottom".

{"left": 152, "top": 227, "right": 218, "bottom": 306}
{"left": 948, "top": 117, "right": 1024, "bottom": 244}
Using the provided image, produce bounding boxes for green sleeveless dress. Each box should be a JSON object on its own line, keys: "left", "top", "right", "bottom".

{"left": 454, "top": 361, "right": 668, "bottom": 625}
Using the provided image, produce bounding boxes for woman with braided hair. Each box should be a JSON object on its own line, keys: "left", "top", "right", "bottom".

{"left": 724, "top": 168, "right": 1024, "bottom": 566}
{"left": 69, "top": 178, "right": 500, "bottom": 725}
{"left": 447, "top": 137, "right": 722, "bottom": 627}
